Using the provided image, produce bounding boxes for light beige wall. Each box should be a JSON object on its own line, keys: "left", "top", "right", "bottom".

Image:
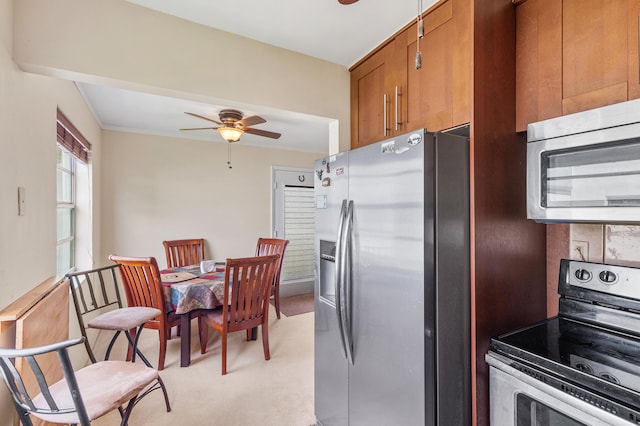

{"left": 0, "top": 0, "right": 102, "bottom": 421}
{"left": 0, "top": 6, "right": 102, "bottom": 308}
{"left": 101, "top": 131, "right": 322, "bottom": 268}
{"left": 13, "top": 0, "right": 351, "bottom": 153}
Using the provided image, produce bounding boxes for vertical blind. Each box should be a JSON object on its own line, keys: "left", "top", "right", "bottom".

{"left": 282, "top": 186, "right": 315, "bottom": 282}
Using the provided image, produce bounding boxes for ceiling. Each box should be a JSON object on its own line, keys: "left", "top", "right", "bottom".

{"left": 77, "top": 0, "right": 436, "bottom": 154}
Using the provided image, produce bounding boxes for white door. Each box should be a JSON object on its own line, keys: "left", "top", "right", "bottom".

{"left": 272, "top": 167, "right": 314, "bottom": 295}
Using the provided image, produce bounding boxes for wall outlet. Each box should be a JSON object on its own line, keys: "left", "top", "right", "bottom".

{"left": 571, "top": 240, "right": 589, "bottom": 261}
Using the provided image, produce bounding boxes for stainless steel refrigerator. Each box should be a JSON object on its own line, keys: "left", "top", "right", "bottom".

{"left": 314, "top": 129, "right": 470, "bottom": 426}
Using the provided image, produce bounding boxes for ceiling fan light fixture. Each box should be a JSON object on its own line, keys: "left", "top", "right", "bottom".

{"left": 218, "top": 126, "right": 244, "bottom": 142}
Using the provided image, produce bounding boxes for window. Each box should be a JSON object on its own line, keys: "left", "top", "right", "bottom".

{"left": 56, "top": 147, "right": 75, "bottom": 276}
{"left": 55, "top": 109, "right": 92, "bottom": 277}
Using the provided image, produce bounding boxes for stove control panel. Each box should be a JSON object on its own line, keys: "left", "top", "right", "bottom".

{"left": 566, "top": 260, "right": 640, "bottom": 301}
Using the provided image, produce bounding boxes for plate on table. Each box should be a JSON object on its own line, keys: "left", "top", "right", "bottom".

{"left": 161, "top": 271, "right": 197, "bottom": 283}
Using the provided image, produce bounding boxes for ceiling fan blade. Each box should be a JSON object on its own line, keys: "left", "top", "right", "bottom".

{"left": 239, "top": 115, "right": 266, "bottom": 127}
{"left": 179, "top": 126, "right": 219, "bottom": 131}
{"left": 184, "top": 112, "right": 222, "bottom": 125}
{"left": 245, "top": 127, "right": 281, "bottom": 139}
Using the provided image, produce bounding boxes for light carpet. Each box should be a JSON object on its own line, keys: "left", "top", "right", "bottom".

{"left": 91, "top": 304, "right": 315, "bottom": 426}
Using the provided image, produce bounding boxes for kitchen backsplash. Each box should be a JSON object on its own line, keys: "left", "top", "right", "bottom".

{"left": 570, "top": 224, "right": 640, "bottom": 267}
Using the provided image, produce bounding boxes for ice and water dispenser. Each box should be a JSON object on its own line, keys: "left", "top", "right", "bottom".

{"left": 319, "top": 240, "right": 336, "bottom": 305}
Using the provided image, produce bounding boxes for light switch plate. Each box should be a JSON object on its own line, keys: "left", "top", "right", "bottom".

{"left": 17, "top": 187, "right": 25, "bottom": 216}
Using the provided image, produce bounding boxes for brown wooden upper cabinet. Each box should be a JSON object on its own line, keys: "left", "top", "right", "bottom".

{"left": 516, "top": 0, "right": 640, "bottom": 132}
{"left": 350, "top": 0, "right": 470, "bottom": 149}
{"left": 401, "top": 0, "right": 471, "bottom": 135}
{"left": 350, "top": 40, "right": 402, "bottom": 149}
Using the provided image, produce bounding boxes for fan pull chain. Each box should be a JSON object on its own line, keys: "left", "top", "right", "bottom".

{"left": 415, "top": 0, "right": 424, "bottom": 70}
{"left": 227, "top": 143, "right": 233, "bottom": 169}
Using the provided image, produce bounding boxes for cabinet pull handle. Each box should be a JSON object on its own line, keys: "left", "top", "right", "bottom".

{"left": 395, "top": 86, "right": 402, "bottom": 131}
{"left": 383, "top": 93, "right": 388, "bottom": 136}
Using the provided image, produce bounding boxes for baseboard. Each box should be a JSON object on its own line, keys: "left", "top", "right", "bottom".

{"left": 280, "top": 280, "right": 313, "bottom": 297}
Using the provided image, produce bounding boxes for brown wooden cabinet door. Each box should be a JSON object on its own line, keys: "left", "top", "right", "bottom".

{"left": 516, "top": 0, "right": 628, "bottom": 129}
{"left": 350, "top": 47, "right": 388, "bottom": 149}
{"left": 402, "top": 0, "right": 470, "bottom": 133}
{"left": 515, "top": 0, "right": 562, "bottom": 132}
{"left": 350, "top": 40, "right": 406, "bottom": 149}
{"left": 386, "top": 34, "right": 407, "bottom": 137}
{"left": 562, "top": 0, "right": 628, "bottom": 115}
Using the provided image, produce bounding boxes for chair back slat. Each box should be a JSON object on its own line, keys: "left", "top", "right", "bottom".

{"left": 94, "top": 271, "right": 109, "bottom": 307}
{"left": 84, "top": 273, "right": 99, "bottom": 310}
{"left": 163, "top": 239, "right": 205, "bottom": 268}
{"left": 108, "top": 265, "right": 123, "bottom": 308}
{"left": 69, "top": 273, "right": 90, "bottom": 314}
{"left": 0, "top": 355, "right": 37, "bottom": 411}
{"left": 25, "top": 355, "right": 58, "bottom": 410}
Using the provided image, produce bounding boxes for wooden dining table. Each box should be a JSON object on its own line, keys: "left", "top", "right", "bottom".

{"left": 160, "top": 265, "right": 226, "bottom": 367}
{"left": 160, "top": 264, "right": 258, "bottom": 367}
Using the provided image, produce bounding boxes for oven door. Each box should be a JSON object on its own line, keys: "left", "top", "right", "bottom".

{"left": 487, "top": 353, "right": 633, "bottom": 426}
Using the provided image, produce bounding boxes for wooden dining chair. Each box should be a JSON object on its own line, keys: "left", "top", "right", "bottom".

{"left": 163, "top": 238, "right": 205, "bottom": 268}
{"left": 0, "top": 337, "right": 165, "bottom": 426}
{"left": 108, "top": 254, "right": 205, "bottom": 370}
{"left": 255, "top": 238, "right": 289, "bottom": 319}
{"left": 198, "top": 254, "right": 280, "bottom": 375}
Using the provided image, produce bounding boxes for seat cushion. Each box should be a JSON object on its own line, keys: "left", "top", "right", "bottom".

{"left": 88, "top": 307, "right": 161, "bottom": 330}
{"left": 31, "top": 361, "right": 158, "bottom": 424}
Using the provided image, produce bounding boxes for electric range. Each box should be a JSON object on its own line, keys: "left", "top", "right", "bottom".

{"left": 487, "top": 259, "right": 640, "bottom": 425}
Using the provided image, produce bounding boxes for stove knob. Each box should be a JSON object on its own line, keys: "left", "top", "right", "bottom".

{"left": 575, "top": 362, "right": 593, "bottom": 374}
{"left": 599, "top": 372, "right": 619, "bottom": 384}
{"left": 599, "top": 270, "right": 617, "bottom": 284}
{"left": 575, "top": 269, "right": 592, "bottom": 282}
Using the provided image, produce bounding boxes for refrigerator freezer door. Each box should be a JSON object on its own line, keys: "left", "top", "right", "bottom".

{"left": 347, "top": 131, "right": 427, "bottom": 426}
{"left": 315, "top": 152, "right": 349, "bottom": 426}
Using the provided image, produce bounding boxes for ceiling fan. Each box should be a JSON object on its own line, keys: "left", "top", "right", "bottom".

{"left": 180, "top": 109, "right": 281, "bottom": 143}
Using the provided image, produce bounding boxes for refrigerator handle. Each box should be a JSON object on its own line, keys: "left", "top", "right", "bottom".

{"left": 342, "top": 200, "right": 355, "bottom": 365}
{"left": 334, "top": 199, "right": 349, "bottom": 360}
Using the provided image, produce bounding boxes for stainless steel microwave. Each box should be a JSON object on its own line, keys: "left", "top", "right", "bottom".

{"left": 527, "top": 99, "right": 640, "bottom": 223}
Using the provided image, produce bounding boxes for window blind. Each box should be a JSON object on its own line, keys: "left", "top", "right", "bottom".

{"left": 282, "top": 186, "right": 315, "bottom": 282}
{"left": 57, "top": 109, "right": 91, "bottom": 163}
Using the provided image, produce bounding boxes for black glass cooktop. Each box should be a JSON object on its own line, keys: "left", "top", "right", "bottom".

{"left": 491, "top": 317, "right": 640, "bottom": 396}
